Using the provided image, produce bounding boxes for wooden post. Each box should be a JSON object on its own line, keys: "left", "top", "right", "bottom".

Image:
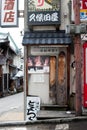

{"left": 24, "top": 0, "right": 28, "bottom": 120}
{"left": 73, "top": 0, "right": 82, "bottom": 116}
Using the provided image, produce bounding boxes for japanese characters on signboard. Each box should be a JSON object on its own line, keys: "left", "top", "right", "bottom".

{"left": 26, "top": 96, "right": 40, "bottom": 121}
{"left": 1, "top": 0, "right": 18, "bottom": 27}
{"left": 80, "top": 0, "right": 87, "bottom": 21}
{"left": 27, "top": 0, "right": 60, "bottom": 25}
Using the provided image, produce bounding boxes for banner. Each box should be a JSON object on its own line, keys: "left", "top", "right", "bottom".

{"left": 1, "top": 0, "right": 18, "bottom": 27}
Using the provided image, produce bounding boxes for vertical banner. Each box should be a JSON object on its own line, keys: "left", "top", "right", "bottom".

{"left": 80, "top": 0, "right": 87, "bottom": 21}
{"left": 72, "top": 0, "right": 87, "bottom": 21}
{"left": 26, "top": 96, "right": 40, "bottom": 121}
{"left": 83, "top": 43, "right": 87, "bottom": 108}
{"left": 1, "top": 0, "right": 18, "bottom": 27}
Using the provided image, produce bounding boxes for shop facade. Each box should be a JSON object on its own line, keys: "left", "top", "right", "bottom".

{"left": 23, "top": 31, "right": 72, "bottom": 106}
{"left": 22, "top": 0, "right": 72, "bottom": 107}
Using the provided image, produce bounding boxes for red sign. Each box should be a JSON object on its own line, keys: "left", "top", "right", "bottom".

{"left": 1, "top": 0, "right": 18, "bottom": 27}
{"left": 83, "top": 43, "right": 87, "bottom": 108}
{"left": 83, "top": 0, "right": 87, "bottom": 9}
{"left": 80, "top": 0, "right": 87, "bottom": 9}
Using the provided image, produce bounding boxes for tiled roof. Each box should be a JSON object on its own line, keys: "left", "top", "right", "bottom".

{"left": 22, "top": 31, "right": 72, "bottom": 45}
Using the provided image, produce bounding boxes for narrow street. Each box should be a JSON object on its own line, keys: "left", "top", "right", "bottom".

{"left": 0, "top": 91, "right": 75, "bottom": 122}
{"left": 0, "top": 92, "right": 87, "bottom": 130}
{"left": 0, "top": 92, "right": 24, "bottom": 121}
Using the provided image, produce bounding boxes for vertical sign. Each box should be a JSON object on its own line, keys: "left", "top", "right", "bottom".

{"left": 80, "top": 0, "right": 87, "bottom": 21}
{"left": 83, "top": 0, "right": 87, "bottom": 9}
{"left": 72, "top": 0, "right": 87, "bottom": 21}
{"left": 1, "top": 0, "right": 18, "bottom": 27}
{"left": 26, "top": 96, "right": 40, "bottom": 121}
{"left": 83, "top": 43, "right": 87, "bottom": 108}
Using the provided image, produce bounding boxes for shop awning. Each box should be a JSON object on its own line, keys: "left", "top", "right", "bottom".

{"left": 22, "top": 31, "right": 72, "bottom": 45}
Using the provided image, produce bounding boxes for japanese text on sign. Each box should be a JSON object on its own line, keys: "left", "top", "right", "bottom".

{"left": 28, "top": 11, "right": 60, "bottom": 25}
{"left": 26, "top": 96, "right": 40, "bottom": 121}
{"left": 29, "top": 12, "right": 58, "bottom": 22}
{"left": 1, "top": 0, "right": 18, "bottom": 27}
{"left": 80, "top": 0, "right": 87, "bottom": 9}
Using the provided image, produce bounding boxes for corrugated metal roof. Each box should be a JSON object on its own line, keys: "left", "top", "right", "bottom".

{"left": 22, "top": 31, "right": 72, "bottom": 45}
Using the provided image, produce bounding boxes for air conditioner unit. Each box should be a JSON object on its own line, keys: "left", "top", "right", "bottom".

{"left": 80, "top": 23, "right": 87, "bottom": 34}
{"left": 66, "top": 24, "right": 76, "bottom": 34}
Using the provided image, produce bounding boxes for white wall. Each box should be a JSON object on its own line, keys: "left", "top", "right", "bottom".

{"left": 60, "top": 0, "right": 70, "bottom": 30}
{"left": 28, "top": 73, "right": 49, "bottom": 104}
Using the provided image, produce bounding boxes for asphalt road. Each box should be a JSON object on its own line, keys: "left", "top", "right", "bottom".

{"left": 0, "top": 92, "right": 24, "bottom": 121}
{"left": 0, "top": 92, "right": 87, "bottom": 130}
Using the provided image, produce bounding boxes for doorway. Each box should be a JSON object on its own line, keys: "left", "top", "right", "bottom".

{"left": 49, "top": 50, "right": 67, "bottom": 105}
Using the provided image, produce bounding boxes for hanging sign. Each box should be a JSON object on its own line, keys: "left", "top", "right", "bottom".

{"left": 1, "top": 0, "right": 18, "bottom": 27}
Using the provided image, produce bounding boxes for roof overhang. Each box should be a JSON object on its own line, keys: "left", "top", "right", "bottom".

{"left": 22, "top": 31, "right": 72, "bottom": 45}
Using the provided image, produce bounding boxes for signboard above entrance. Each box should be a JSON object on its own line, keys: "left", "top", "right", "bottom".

{"left": 27, "top": 0, "right": 60, "bottom": 25}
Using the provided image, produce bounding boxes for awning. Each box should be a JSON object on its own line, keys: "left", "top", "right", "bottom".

{"left": 22, "top": 31, "right": 72, "bottom": 45}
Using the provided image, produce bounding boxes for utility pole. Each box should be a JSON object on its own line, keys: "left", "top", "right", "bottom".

{"left": 73, "top": 0, "right": 82, "bottom": 116}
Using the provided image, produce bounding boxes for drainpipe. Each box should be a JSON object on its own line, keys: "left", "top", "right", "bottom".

{"left": 73, "top": 0, "right": 82, "bottom": 116}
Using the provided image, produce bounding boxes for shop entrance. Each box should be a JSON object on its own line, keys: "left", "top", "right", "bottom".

{"left": 50, "top": 50, "right": 67, "bottom": 105}
{"left": 28, "top": 46, "right": 69, "bottom": 105}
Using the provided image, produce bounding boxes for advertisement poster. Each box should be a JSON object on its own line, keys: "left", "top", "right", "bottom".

{"left": 28, "top": 56, "right": 49, "bottom": 73}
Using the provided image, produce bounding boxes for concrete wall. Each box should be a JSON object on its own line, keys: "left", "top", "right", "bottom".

{"left": 60, "top": 0, "right": 70, "bottom": 30}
